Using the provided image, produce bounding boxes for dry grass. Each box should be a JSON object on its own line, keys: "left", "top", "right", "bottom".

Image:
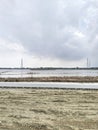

{"left": 0, "top": 76, "right": 98, "bottom": 82}
{"left": 0, "top": 88, "right": 98, "bottom": 130}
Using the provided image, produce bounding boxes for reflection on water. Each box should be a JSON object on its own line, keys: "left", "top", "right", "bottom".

{"left": 0, "top": 69, "right": 98, "bottom": 78}
{"left": 0, "top": 82, "right": 98, "bottom": 89}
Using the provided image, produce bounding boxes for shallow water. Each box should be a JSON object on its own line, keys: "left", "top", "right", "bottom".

{"left": 0, "top": 82, "right": 98, "bottom": 89}
{"left": 0, "top": 68, "right": 98, "bottom": 78}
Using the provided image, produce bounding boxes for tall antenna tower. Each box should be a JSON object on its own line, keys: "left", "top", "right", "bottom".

{"left": 87, "top": 58, "right": 90, "bottom": 68}
{"left": 21, "top": 58, "right": 23, "bottom": 68}
{"left": 87, "top": 58, "right": 89, "bottom": 68}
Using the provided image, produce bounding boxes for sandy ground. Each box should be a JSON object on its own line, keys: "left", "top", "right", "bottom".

{"left": 0, "top": 88, "right": 98, "bottom": 130}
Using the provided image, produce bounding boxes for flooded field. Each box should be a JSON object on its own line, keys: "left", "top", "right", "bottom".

{"left": 0, "top": 88, "right": 98, "bottom": 130}
{"left": 0, "top": 68, "right": 98, "bottom": 78}
{"left": 0, "top": 82, "right": 98, "bottom": 89}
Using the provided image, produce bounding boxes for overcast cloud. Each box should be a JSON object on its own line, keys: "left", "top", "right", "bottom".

{"left": 0, "top": 0, "right": 98, "bottom": 67}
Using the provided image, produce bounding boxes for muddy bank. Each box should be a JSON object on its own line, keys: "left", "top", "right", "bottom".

{"left": 0, "top": 76, "right": 98, "bottom": 82}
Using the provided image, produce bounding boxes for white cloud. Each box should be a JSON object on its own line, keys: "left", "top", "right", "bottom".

{"left": 0, "top": 0, "right": 98, "bottom": 67}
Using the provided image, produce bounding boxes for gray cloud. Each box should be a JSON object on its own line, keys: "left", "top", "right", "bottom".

{"left": 0, "top": 0, "right": 98, "bottom": 66}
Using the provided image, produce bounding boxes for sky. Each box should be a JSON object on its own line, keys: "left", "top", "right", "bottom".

{"left": 0, "top": 0, "right": 98, "bottom": 68}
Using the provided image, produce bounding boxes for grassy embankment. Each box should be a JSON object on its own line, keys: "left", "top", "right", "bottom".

{"left": 0, "top": 76, "right": 98, "bottom": 82}
{"left": 0, "top": 88, "right": 98, "bottom": 130}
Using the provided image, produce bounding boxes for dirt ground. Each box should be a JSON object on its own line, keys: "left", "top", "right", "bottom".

{"left": 0, "top": 88, "right": 98, "bottom": 130}
{"left": 0, "top": 76, "right": 98, "bottom": 82}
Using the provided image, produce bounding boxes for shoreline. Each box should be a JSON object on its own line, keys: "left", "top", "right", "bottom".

{"left": 0, "top": 76, "right": 98, "bottom": 82}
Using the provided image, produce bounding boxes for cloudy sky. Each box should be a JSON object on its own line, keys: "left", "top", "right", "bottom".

{"left": 0, "top": 0, "right": 98, "bottom": 68}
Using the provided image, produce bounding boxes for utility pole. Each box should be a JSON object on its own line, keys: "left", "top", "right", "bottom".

{"left": 87, "top": 58, "right": 90, "bottom": 68}
{"left": 87, "top": 58, "right": 89, "bottom": 68}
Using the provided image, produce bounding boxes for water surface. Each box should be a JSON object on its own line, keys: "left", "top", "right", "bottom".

{"left": 0, "top": 69, "right": 98, "bottom": 78}
{"left": 0, "top": 82, "right": 98, "bottom": 89}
